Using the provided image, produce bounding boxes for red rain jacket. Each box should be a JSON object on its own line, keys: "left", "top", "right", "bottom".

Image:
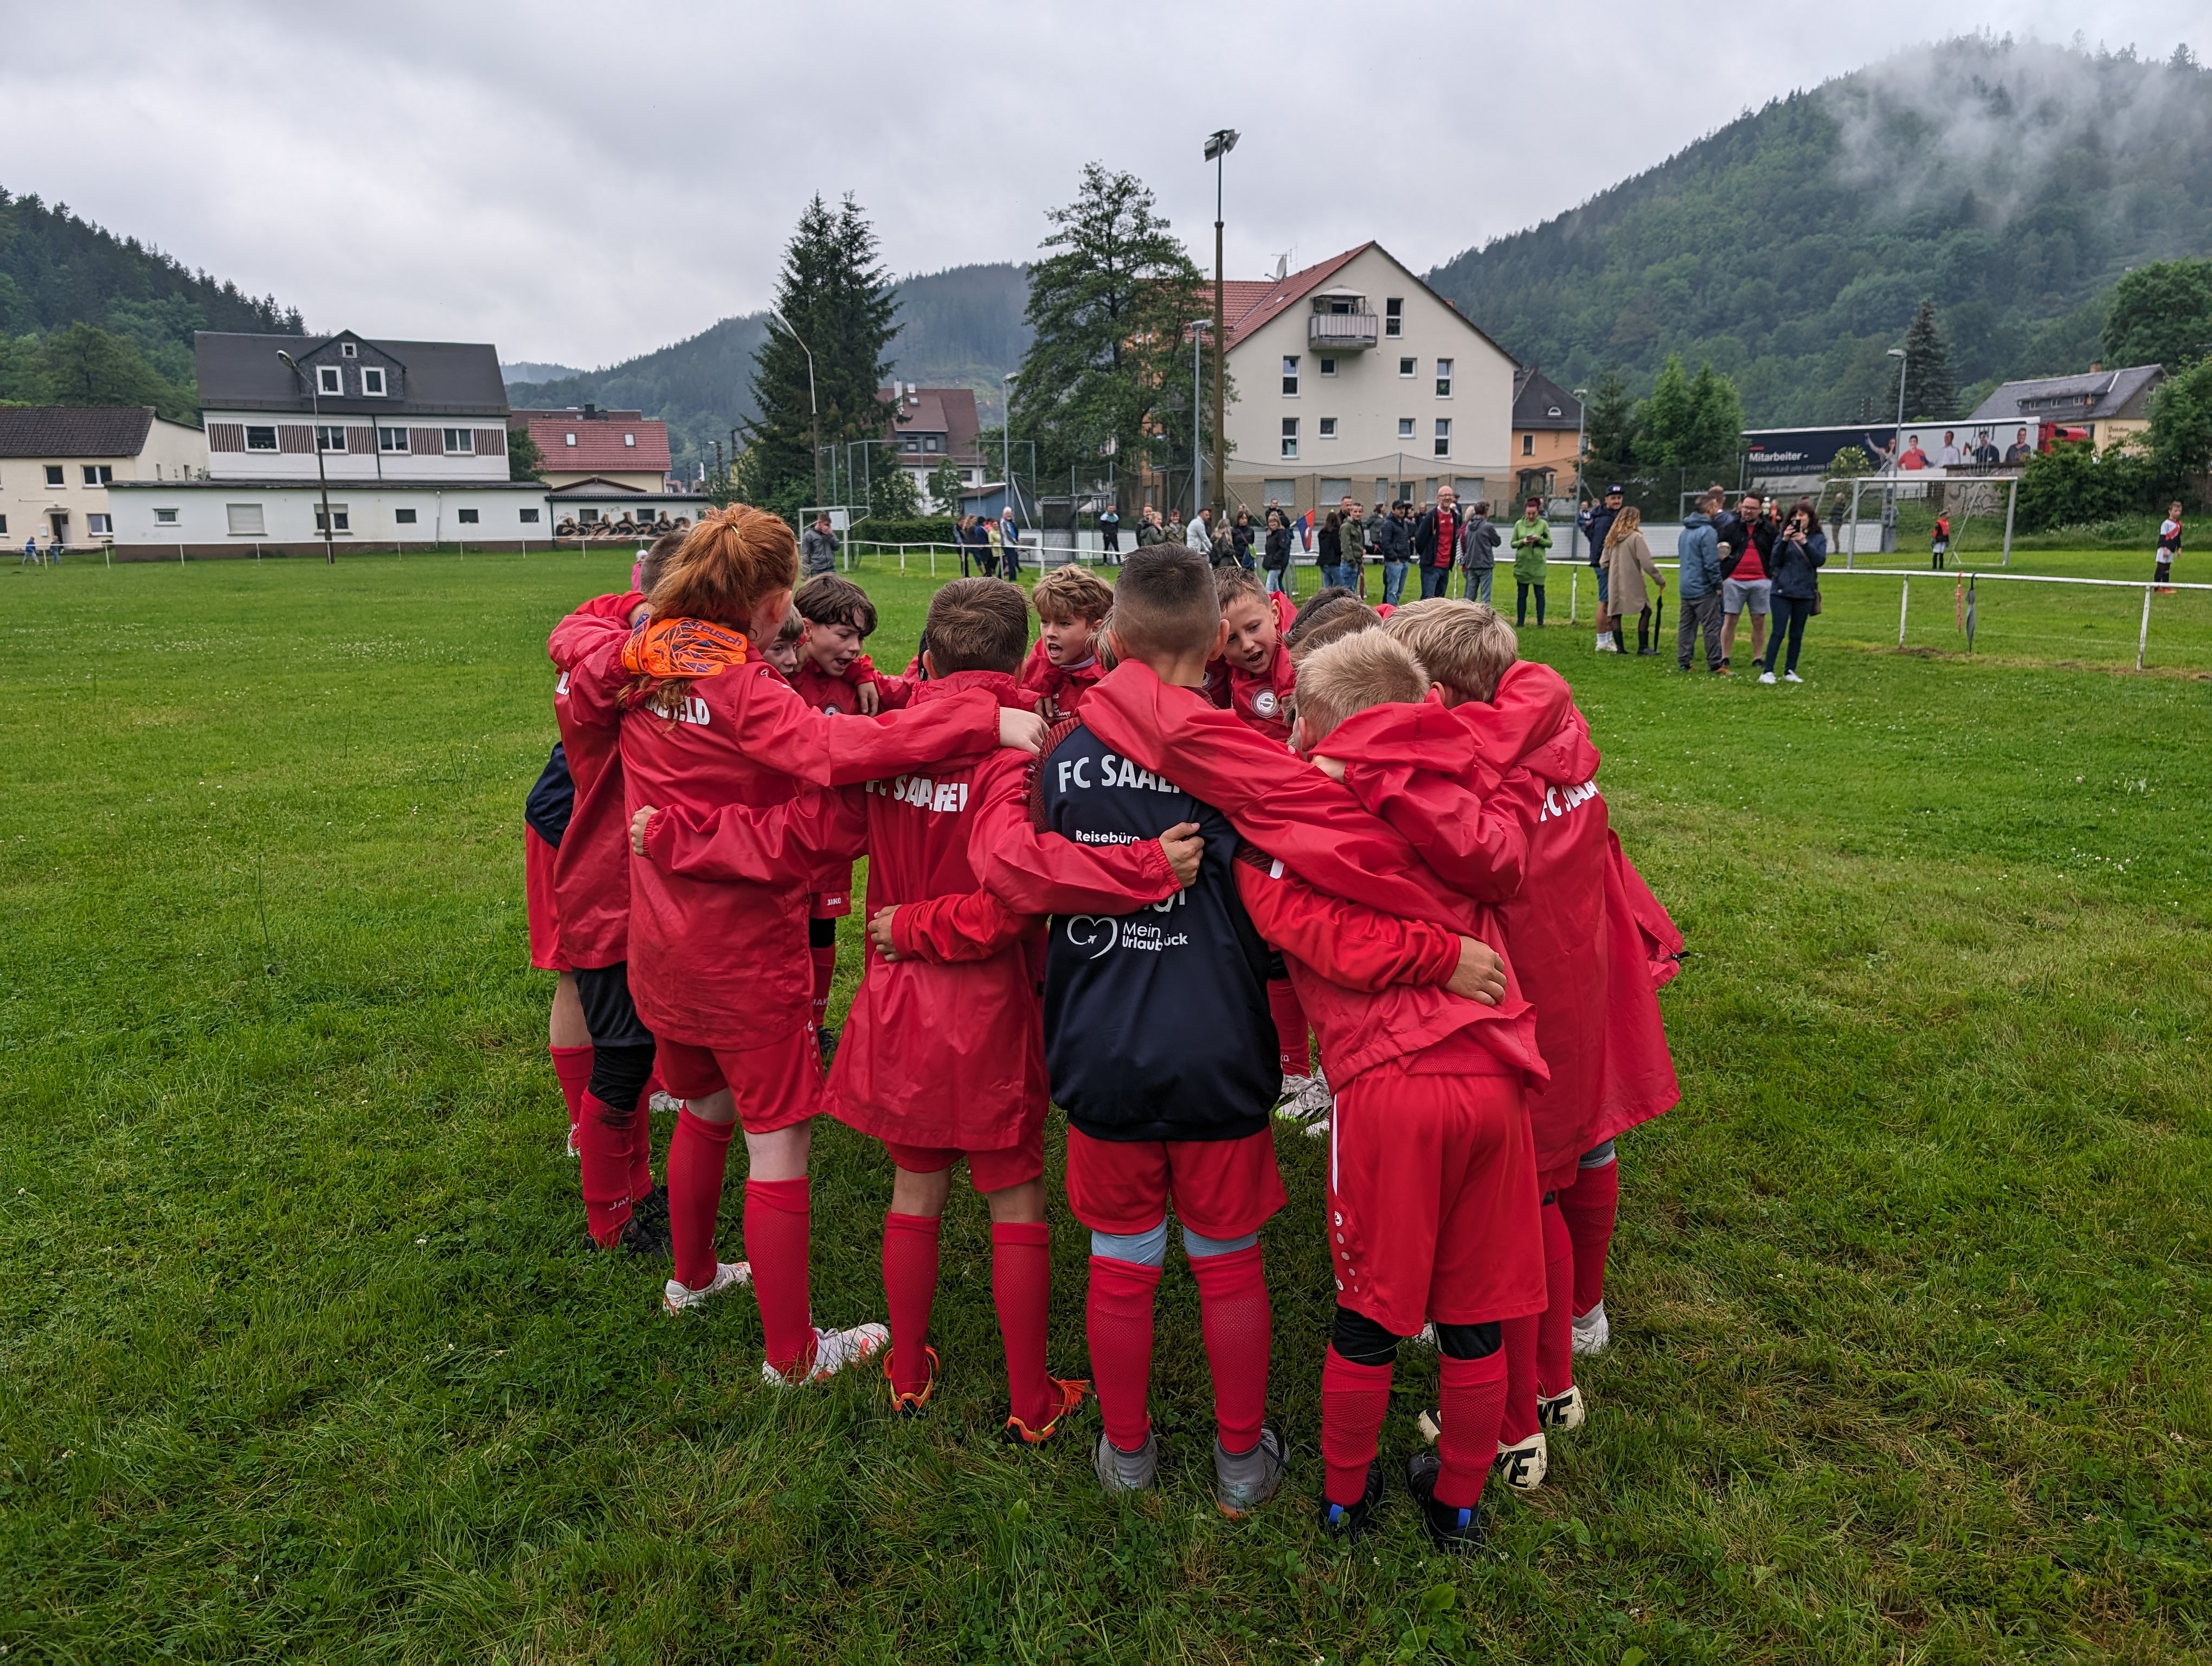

{"left": 642, "top": 670, "right": 1074, "bottom": 1151}
{"left": 581, "top": 642, "right": 1004, "bottom": 1049}
{"left": 1017, "top": 637, "right": 1105, "bottom": 719}
{"left": 546, "top": 591, "right": 646, "bottom": 969}
{"left": 787, "top": 653, "right": 905, "bottom": 914}
{"left": 1078, "top": 663, "right": 1545, "bottom": 1085}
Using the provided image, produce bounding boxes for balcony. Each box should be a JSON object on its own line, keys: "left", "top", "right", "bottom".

{"left": 1308, "top": 312, "right": 1379, "bottom": 350}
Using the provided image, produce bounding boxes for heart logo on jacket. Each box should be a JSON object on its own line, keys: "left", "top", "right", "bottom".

{"left": 1064, "top": 916, "right": 1120, "bottom": 959}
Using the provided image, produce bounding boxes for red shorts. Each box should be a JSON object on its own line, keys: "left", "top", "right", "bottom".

{"left": 1327, "top": 1033, "right": 1544, "bottom": 1336}
{"left": 884, "top": 1106, "right": 1046, "bottom": 1194}
{"left": 525, "top": 826, "right": 568, "bottom": 972}
{"left": 653, "top": 1029, "right": 822, "bottom": 1134}
{"left": 1064, "top": 1124, "right": 1286, "bottom": 1240}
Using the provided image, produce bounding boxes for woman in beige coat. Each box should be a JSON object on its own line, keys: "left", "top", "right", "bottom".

{"left": 1600, "top": 507, "right": 1666, "bottom": 656}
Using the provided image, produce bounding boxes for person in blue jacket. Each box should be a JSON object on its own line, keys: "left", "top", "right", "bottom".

{"left": 1674, "top": 491, "right": 1725, "bottom": 672}
{"left": 1758, "top": 499, "right": 1828, "bottom": 684}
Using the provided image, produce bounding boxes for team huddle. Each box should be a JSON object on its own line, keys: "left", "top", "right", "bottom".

{"left": 522, "top": 504, "right": 1683, "bottom": 1550}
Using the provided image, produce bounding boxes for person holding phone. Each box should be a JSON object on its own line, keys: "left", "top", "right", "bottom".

{"left": 1758, "top": 500, "right": 1827, "bottom": 684}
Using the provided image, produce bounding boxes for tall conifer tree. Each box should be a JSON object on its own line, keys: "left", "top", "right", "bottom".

{"left": 1891, "top": 299, "right": 1957, "bottom": 422}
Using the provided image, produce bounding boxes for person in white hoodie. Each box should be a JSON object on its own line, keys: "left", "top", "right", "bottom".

{"left": 1187, "top": 505, "right": 1214, "bottom": 559}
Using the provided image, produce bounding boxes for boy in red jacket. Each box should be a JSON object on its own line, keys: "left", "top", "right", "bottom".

{"left": 1019, "top": 565, "right": 1113, "bottom": 718}
{"left": 1375, "top": 598, "right": 1681, "bottom": 1489}
{"left": 634, "top": 580, "right": 1132, "bottom": 1438}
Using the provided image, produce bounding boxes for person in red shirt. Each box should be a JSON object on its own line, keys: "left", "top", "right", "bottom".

{"left": 1019, "top": 565, "right": 1113, "bottom": 718}
{"left": 567, "top": 505, "right": 1049, "bottom": 1383}
{"left": 1375, "top": 598, "right": 1682, "bottom": 1490}
{"left": 634, "top": 579, "right": 1156, "bottom": 1439}
{"left": 760, "top": 603, "right": 806, "bottom": 682}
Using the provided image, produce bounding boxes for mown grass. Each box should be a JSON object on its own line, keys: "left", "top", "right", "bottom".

{"left": 1, "top": 548, "right": 2207, "bottom": 1664}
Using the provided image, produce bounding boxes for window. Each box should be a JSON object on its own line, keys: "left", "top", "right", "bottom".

{"left": 316, "top": 425, "right": 346, "bottom": 453}
{"left": 900, "top": 437, "right": 921, "bottom": 454}
{"left": 340, "top": 341, "right": 358, "bottom": 358}
{"left": 395, "top": 508, "right": 418, "bottom": 524}
{"left": 1385, "top": 298, "right": 1404, "bottom": 337}
{"left": 1435, "top": 358, "right": 1454, "bottom": 397}
{"left": 226, "top": 503, "right": 266, "bottom": 536}
{"left": 82, "top": 464, "right": 114, "bottom": 485}
{"left": 458, "top": 508, "right": 479, "bottom": 524}
{"left": 44, "top": 465, "right": 63, "bottom": 485}
{"left": 154, "top": 508, "right": 178, "bottom": 526}
{"left": 1435, "top": 419, "right": 1452, "bottom": 458}
{"left": 1319, "top": 357, "right": 1337, "bottom": 376}
{"left": 0, "top": 515, "right": 7, "bottom": 535}
{"left": 1319, "top": 417, "right": 1338, "bottom": 439}
{"left": 314, "top": 504, "right": 350, "bottom": 533}
{"left": 246, "top": 426, "right": 278, "bottom": 452}
{"left": 442, "top": 428, "right": 474, "bottom": 455}
{"left": 1281, "top": 418, "right": 1299, "bottom": 460}
{"left": 520, "top": 507, "right": 541, "bottom": 524}
{"left": 623, "top": 433, "right": 636, "bottom": 447}
{"left": 87, "top": 513, "right": 112, "bottom": 536}
{"left": 581, "top": 508, "right": 601, "bottom": 524}
{"left": 564, "top": 432, "right": 577, "bottom": 447}
{"left": 1320, "top": 478, "right": 1352, "bottom": 503}
{"left": 1398, "top": 418, "right": 1416, "bottom": 440}
{"left": 378, "top": 426, "right": 408, "bottom": 453}
{"left": 1282, "top": 356, "right": 1300, "bottom": 396}
{"left": 361, "top": 367, "right": 386, "bottom": 396}
{"left": 1398, "top": 357, "right": 1416, "bottom": 378}
{"left": 923, "top": 435, "right": 940, "bottom": 452}
{"left": 317, "top": 364, "right": 343, "bottom": 396}
{"left": 1264, "top": 478, "right": 1297, "bottom": 504}
{"left": 1521, "top": 433, "right": 1534, "bottom": 457}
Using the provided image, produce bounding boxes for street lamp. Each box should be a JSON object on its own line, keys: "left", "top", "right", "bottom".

{"left": 1886, "top": 345, "right": 1908, "bottom": 472}
{"left": 1187, "top": 320, "right": 1212, "bottom": 523}
{"left": 276, "top": 349, "right": 336, "bottom": 565}
{"left": 1568, "top": 386, "right": 1590, "bottom": 562}
{"left": 1883, "top": 344, "right": 1909, "bottom": 556}
{"left": 1203, "top": 128, "right": 1238, "bottom": 520}
{"left": 769, "top": 307, "right": 820, "bottom": 509}
{"left": 1001, "top": 371, "right": 1017, "bottom": 528}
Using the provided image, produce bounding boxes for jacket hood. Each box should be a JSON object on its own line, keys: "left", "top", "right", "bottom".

{"left": 1683, "top": 511, "right": 1713, "bottom": 528}
{"left": 1316, "top": 699, "right": 1483, "bottom": 779}
{"left": 916, "top": 668, "right": 1025, "bottom": 709}
{"left": 1452, "top": 662, "right": 1601, "bottom": 785}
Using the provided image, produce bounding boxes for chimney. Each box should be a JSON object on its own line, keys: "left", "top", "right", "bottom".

{"left": 2088, "top": 362, "right": 2101, "bottom": 374}
{"left": 583, "top": 402, "right": 597, "bottom": 418}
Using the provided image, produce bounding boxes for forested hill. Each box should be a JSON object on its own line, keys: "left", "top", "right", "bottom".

{"left": 1426, "top": 38, "right": 2212, "bottom": 425}
{"left": 0, "top": 190, "right": 303, "bottom": 422}
{"left": 505, "top": 262, "right": 1031, "bottom": 474}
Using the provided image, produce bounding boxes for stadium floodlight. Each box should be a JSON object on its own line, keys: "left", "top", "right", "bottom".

{"left": 1204, "top": 129, "right": 1239, "bottom": 163}
{"left": 1202, "top": 131, "right": 1238, "bottom": 520}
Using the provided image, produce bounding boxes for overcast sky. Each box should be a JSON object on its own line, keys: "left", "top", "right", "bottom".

{"left": 5, "top": 1, "right": 2205, "bottom": 370}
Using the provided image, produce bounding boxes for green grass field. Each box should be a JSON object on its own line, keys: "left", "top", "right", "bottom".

{"left": 2, "top": 547, "right": 2208, "bottom": 1664}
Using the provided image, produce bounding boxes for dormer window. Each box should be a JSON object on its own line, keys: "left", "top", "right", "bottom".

{"left": 623, "top": 433, "right": 635, "bottom": 447}
{"left": 340, "top": 341, "right": 358, "bottom": 358}
{"left": 361, "top": 368, "right": 387, "bottom": 397}
{"left": 564, "top": 433, "right": 577, "bottom": 446}
{"left": 317, "top": 365, "right": 343, "bottom": 396}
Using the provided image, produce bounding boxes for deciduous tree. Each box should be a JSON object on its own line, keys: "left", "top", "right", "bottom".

{"left": 2101, "top": 259, "right": 2212, "bottom": 374}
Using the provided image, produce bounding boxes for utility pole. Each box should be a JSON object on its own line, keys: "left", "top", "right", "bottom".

{"left": 1204, "top": 129, "right": 1238, "bottom": 520}
{"left": 1188, "top": 320, "right": 1211, "bottom": 521}
{"left": 1002, "top": 372, "right": 1017, "bottom": 527}
{"left": 276, "top": 349, "right": 335, "bottom": 565}
{"left": 1568, "top": 386, "right": 1589, "bottom": 563}
{"left": 770, "top": 308, "right": 820, "bottom": 507}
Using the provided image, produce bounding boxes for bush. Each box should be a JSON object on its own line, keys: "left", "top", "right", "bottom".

{"left": 845, "top": 515, "right": 957, "bottom": 546}
{"left": 2016, "top": 439, "right": 2155, "bottom": 531}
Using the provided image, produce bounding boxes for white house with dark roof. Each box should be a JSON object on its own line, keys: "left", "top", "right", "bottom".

{"left": 883, "top": 383, "right": 986, "bottom": 507}
{"left": 1967, "top": 363, "right": 2165, "bottom": 453}
{"left": 0, "top": 406, "right": 206, "bottom": 549}
{"left": 1218, "top": 243, "right": 1517, "bottom": 518}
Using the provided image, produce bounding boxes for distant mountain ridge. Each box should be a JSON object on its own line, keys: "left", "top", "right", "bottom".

{"left": 1425, "top": 37, "right": 2212, "bottom": 424}
{"left": 505, "top": 262, "right": 1032, "bottom": 473}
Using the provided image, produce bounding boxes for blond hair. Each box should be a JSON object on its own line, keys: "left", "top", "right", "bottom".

{"left": 1603, "top": 505, "right": 1643, "bottom": 548}
{"left": 1295, "top": 629, "right": 1429, "bottom": 743}
{"left": 1031, "top": 563, "right": 1115, "bottom": 625}
{"left": 1383, "top": 598, "right": 1517, "bottom": 702}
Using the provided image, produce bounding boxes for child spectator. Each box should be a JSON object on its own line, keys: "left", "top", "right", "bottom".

{"left": 1021, "top": 565, "right": 1114, "bottom": 719}
{"left": 1931, "top": 512, "right": 1951, "bottom": 572}
{"left": 2156, "top": 502, "right": 2183, "bottom": 592}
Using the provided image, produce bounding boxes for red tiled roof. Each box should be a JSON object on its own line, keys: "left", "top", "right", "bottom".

{"left": 1220, "top": 246, "right": 1371, "bottom": 348}
{"left": 513, "top": 408, "right": 671, "bottom": 473}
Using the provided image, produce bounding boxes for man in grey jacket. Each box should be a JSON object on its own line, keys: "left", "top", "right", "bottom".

{"left": 1675, "top": 491, "right": 1725, "bottom": 672}
{"left": 801, "top": 514, "right": 838, "bottom": 576}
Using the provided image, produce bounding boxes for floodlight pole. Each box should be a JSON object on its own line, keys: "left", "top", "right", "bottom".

{"left": 771, "top": 308, "right": 820, "bottom": 508}
{"left": 1187, "top": 321, "right": 1211, "bottom": 521}
{"left": 1002, "top": 372, "right": 1017, "bottom": 525}
{"left": 277, "top": 350, "right": 336, "bottom": 565}
{"left": 1205, "top": 129, "right": 1238, "bottom": 521}
{"left": 1568, "top": 387, "right": 1589, "bottom": 563}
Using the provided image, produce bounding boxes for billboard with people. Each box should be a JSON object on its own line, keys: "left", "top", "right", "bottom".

{"left": 1745, "top": 422, "right": 2054, "bottom": 478}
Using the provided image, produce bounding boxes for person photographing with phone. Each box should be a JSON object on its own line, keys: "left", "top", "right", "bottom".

{"left": 1757, "top": 500, "right": 1827, "bottom": 685}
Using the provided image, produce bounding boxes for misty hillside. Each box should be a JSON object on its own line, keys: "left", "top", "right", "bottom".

{"left": 505, "top": 262, "right": 1032, "bottom": 473}
{"left": 1425, "top": 37, "right": 2212, "bottom": 424}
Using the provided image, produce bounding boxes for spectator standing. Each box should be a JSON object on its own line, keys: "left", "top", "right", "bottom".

{"left": 1674, "top": 490, "right": 1725, "bottom": 672}
{"left": 1317, "top": 511, "right": 1343, "bottom": 588}
{"left": 801, "top": 513, "right": 839, "bottom": 576}
{"left": 2156, "top": 501, "right": 2183, "bottom": 592}
{"left": 1930, "top": 512, "right": 1951, "bottom": 572}
{"left": 1000, "top": 504, "right": 1022, "bottom": 579}
{"left": 1229, "top": 508, "right": 1257, "bottom": 571}
{"left": 1331, "top": 497, "right": 1364, "bottom": 591}
{"left": 1375, "top": 499, "right": 1414, "bottom": 605}
{"left": 1262, "top": 509, "right": 1293, "bottom": 594}
{"left": 1166, "top": 508, "right": 1187, "bottom": 546}
{"left": 1600, "top": 507, "right": 1666, "bottom": 656}
{"left": 1411, "top": 485, "right": 1463, "bottom": 601}
{"left": 1718, "top": 492, "right": 1771, "bottom": 672}
{"left": 1136, "top": 505, "right": 1167, "bottom": 547}
{"left": 1187, "top": 505, "right": 1214, "bottom": 560}
{"left": 1582, "top": 484, "right": 1625, "bottom": 642}
{"left": 955, "top": 514, "right": 975, "bottom": 577}
{"left": 982, "top": 514, "right": 1004, "bottom": 577}
{"left": 1509, "top": 496, "right": 1552, "bottom": 626}
{"left": 1758, "top": 499, "right": 1827, "bottom": 683}
{"left": 1458, "top": 499, "right": 1499, "bottom": 603}
{"left": 1098, "top": 503, "right": 1122, "bottom": 562}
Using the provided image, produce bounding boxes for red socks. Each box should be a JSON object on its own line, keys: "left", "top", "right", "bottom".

{"left": 1086, "top": 1256, "right": 1162, "bottom": 1451}
{"left": 993, "top": 1221, "right": 1053, "bottom": 1428}
{"left": 745, "top": 1176, "right": 815, "bottom": 1378}
{"left": 1320, "top": 1347, "right": 1393, "bottom": 1507}
{"left": 1499, "top": 1313, "right": 1539, "bottom": 1444}
{"left": 1266, "top": 976, "right": 1310, "bottom": 1078}
{"left": 628, "top": 1065, "right": 665, "bottom": 1199}
{"left": 1536, "top": 1199, "right": 1576, "bottom": 1400}
{"left": 549, "top": 1044, "right": 593, "bottom": 1143}
{"left": 575, "top": 1093, "right": 639, "bottom": 1246}
{"left": 809, "top": 943, "right": 837, "bottom": 1028}
{"left": 882, "top": 1212, "right": 941, "bottom": 1398}
{"left": 1433, "top": 1348, "right": 1509, "bottom": 1510}
{"left": 1558, "top": 1158, "right": 1621, "bottom": 1317}
{"left": 1190, "top": 1244, "right": 1271, "bottom": 1454}
{"left": 666, "top": 1107, "right": 734, "bottom": 1287}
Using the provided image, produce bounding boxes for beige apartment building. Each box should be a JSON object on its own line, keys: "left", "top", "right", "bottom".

{"left": 0, "top": 406, "right": 207, "bottom": 550}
